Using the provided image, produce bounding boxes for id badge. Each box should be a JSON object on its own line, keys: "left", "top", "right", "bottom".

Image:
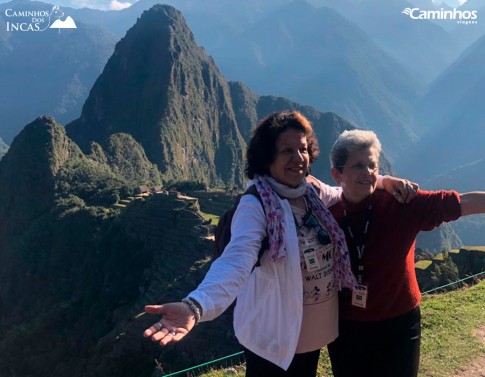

{"left": 303, "top": 247, "right": 321, "bottom": 272}
{"left": 352, "top": 285, "right": 368, "bottom": 308}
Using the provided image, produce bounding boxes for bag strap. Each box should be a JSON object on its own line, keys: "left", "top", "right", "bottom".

{"left": 305, "top": 175, "right": 322, "bottom": 195}
{"left": 242, "top": 185, "right": 268, "bottom": 268}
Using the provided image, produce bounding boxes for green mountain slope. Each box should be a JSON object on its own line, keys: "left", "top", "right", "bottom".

{"left": 67, "top": 5, "right": 246, "bottom": 188}
{"left": 0, "top": 115, "right": 214, "bottom": 376}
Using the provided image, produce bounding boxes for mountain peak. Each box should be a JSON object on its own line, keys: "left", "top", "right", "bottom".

{"left": 0, "top": 116, "right": 81, "bottom": 236}
{"left": 3, "top": 116, "right": 77, "bottom": 177}
{"left": 67, "top": 4, "right": 245, "bottom": 187}
{"left": 139, "top": 3, "right": 184, "bottom": 21}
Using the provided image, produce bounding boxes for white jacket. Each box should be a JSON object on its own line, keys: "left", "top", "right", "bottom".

{"left": 188, "top": 179, "right": 341, "bottom": 370}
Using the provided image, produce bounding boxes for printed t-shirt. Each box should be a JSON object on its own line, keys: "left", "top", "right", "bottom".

{"left": 291, "top": 204, "right": 338, "bottom": 353}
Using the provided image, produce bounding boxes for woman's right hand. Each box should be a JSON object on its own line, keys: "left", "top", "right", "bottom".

{"left": 143, "top": 303, "right": 196, "bottom": 346}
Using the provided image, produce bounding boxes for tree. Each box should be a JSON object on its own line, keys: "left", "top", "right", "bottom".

{"left": 431, "top": 249, "right": 460, "bottom": 290}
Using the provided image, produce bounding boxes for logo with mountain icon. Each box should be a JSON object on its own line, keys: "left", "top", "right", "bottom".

{"left": 4, "top": 5, "right": 78, "bottom": 32}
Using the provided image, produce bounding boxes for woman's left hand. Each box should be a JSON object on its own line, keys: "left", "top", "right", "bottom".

{"left": 382, "top": 176, "right": 419, "bottom": 203}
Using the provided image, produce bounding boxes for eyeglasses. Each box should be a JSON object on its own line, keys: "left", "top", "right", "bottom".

{"left": 302, "top": 210, "right": 331, "bottom": 245}
{"left": 337, "top": 162, "right": 379, "bottom": 174}
{"left": 338, "top": 162, "right": 378, "bottom": 173}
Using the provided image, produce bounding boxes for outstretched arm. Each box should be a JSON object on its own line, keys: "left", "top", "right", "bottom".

{"left": 311, "top": 174, "right": 418, "bottom": 207}
{"left": 378, "top": 175, "right": 419, "bottom": 203}
{"left": 460, "top": 192, "right": 485, "bottom": 216}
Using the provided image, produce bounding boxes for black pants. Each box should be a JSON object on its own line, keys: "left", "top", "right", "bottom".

{"left": 328, "top": 307, "right": 421, "bottom": 377}
{"left": 243, "top": 347, "right": 320, "bottom": 377}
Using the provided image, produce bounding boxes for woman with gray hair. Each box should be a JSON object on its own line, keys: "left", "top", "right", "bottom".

{"left": 327, "top": 129, "right": 485, "bottom": 377}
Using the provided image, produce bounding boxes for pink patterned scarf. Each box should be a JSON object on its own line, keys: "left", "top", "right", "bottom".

{"left": 254, "top": 175, "right": 356, "bottom": 290}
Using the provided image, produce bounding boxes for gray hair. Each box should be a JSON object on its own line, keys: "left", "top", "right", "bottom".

{"left": 330, "top": 129, "right": 382, "bottom": 172}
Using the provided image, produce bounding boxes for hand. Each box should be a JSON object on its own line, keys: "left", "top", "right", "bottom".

{"left": 382, "top": 176, "right": 419, "bottom": 203}
{"left": 143, "top": 302, "right": 196, "bottom": 346}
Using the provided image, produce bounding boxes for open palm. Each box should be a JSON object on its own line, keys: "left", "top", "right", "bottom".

{"left": 143, "top": 303, "right": 196, "bottom": 345}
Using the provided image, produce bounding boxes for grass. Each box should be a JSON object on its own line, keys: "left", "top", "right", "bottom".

{"left": 186, "top": 280, "right": 485, "bottom": 377}
{"left": 415, "top": 260, "right": 433, "bottom": 269}
{"left": 200, "top": 211, "right": 220, "bottom": 226}
{"left": 419, "top": 279, "right": 485, "bottom": 376}
{"left": 462, "top": 246, "right": 485, "bottom": 252}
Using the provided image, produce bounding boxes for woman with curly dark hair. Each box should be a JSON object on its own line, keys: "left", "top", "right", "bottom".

{"left": 142, "top": 111, "right": 413, "bottom": 377}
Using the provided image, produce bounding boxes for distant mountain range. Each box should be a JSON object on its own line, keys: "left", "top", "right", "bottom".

{"left": 29, "top": 0, "right": 418, "bottom": 159}
{"left": 452, "top": 0, "right": 485, "bottom": 49}
{"left": 400, "top": 32, "right": 485, "bottom": 246}
{"left": 60, "top": 0, "right": 424, "bottom": 157}
{"left": 1, "top": 0, "right": 481, "bottom": 163}
{"left": 308, "top": 0, "right": 463, "bottom": 84}
{"left": 0, "top": 0, "right": 117, "bottom": 144}
{"left": 402, "top": 34, "right": 485, "bottom": 190}
{"left": 65, "top": 4, "right": 377, "bottom": 188}
{"left": 206, "top": 1, "right": 422, "bottom": 158}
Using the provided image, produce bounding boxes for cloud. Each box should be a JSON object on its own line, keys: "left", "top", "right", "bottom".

{"left": 68, "top": 0, "right": 108, "bottom": 9}
{"left": 109, "top": 0, "right": 134, "bottom": 10}
{"left": 63, "top": 0, "right": 138, "bottom": 10}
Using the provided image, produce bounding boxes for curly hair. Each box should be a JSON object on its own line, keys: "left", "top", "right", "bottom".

{"left": 245, "top": 111, "right": 320, "bottom": 179}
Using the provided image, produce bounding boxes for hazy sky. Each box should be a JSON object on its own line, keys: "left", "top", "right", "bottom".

{"left": 0, "top": 0, "right": 471, "bottom": 10}
{"left": 58, "top": 0, "right": 138, "bottom": 10}
{"left": 434, "top": 0, "right": 468, "bottom": 6}
{"left": 0, "top": 0, "right": 139, "bottom": 10}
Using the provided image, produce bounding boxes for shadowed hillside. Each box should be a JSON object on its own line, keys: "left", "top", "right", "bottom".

{"left": 0, "top": 117, "right": 237, "bottom": 376}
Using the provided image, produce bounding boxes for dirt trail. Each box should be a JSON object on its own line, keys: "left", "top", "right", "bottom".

{"left": 452, "top": 325, "right": 485, "bottom": 377}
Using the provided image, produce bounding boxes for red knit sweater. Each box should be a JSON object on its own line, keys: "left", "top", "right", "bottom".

{"left": 329, "top": 189, "right": 461, "bottom": 321}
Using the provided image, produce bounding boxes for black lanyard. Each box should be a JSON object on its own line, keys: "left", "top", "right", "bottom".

{"left": 342, "top": 205, "right": 373, "bottom": 284}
